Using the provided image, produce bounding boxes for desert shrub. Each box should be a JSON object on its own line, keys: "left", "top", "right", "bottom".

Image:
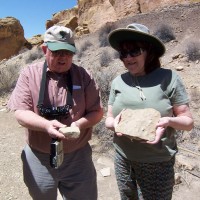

{"left": 99, "top": 50, "right": 112, "bottom": 67}
{"left": 17, "top": 54, "right": 23, "bottom": 59}
{"left": 76, "top": 40, "right": 93, "bottom": 57}
{"left": 24, "top": 48, "right": 43, "bottom": 64}
{"left": 113, "top": 50, "right": 120, "bottom": 59}
{"left": 94, "top": 66, "right": 117, "bottom": 107}
{"left": 185, "top": 41, "right": 200, "bottom": 61}
{"left": 98, "top": 23, "right": 117, "bottom": 47}
{"left": 0, "top": 47, "right": 45, "bottom": 92}
{"left": 0, "top": 62, "right": 21, "bottom": 92}
{"left": 189, "top": 126, "right": 200, "bottom": 141}
{"left": 190, "top": 87, "right": 200, "bottom": 103}
{"left": 154, "top": 24, "right": 175, "bottom": 43}
{"left": 176, "top": 125, "right": 200, "bottom": 145}
{"left": 92, "top": 120, "right": 114, "bottom": 158}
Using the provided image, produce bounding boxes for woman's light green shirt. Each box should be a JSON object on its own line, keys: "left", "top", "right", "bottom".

{"left": 108, "top": 68, "right": 189, "bottom": 162}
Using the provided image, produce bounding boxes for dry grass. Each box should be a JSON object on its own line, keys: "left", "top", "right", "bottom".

{"left": 0, "top": 47, "right": 44, "bottom": 93}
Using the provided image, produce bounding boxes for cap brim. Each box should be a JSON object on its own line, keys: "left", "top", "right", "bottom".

{"left": 108, "top": 28, "right": 165, "bottom": 57}
{"left": 46, "top": 42, "right": 76, "bottom": 53}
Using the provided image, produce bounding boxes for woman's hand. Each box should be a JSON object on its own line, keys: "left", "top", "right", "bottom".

{"left": 105, "top": 106, "right": 126, "bottom": 136}
{"left": 146, "top": 126, "right": 165, "bottom": 144}
{"left": 105, "top": 106, "right": 124, "bottom": 136}
{"left": 145, "top": 117, "right": 168, "bottom": 144}
{"left": 114, "top": 113, "right": 123, "bottom": 136}
{"left": 156, "top": 117, "right": 170, "bottom": 128}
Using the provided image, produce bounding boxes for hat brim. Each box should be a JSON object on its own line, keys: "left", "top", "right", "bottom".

{"left": 108, "top": 28, "right": 165, "bottom": 57}
{"left": 46, "top": 42, "right": 76, "bottom": 53}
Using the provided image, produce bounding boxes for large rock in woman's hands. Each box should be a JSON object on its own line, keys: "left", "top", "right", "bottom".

{"left": 115, "top": 108, "right": 161, "bottom": 141}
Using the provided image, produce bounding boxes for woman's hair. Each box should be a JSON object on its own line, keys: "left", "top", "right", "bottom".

{"left": 142, "top": 41, "right": 161, "bottom": 74}
{"left": 118, "top": 40, "right": 161, "bottom": 74}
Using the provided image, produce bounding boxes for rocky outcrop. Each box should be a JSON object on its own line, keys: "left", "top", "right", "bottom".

{"left": 27, "top": 34, "right": 43, "bottom": 47}
{"left": 0, "top": 17, "right": 27, "bottom": 60}
{"left": 139, "top": 0, "right": 191, "bottom": 13}
{"left": 46, "top": 6, "right": 79, "bottom": 34}
{"left": 0, "top": 0, "right": 196, "bottom": 61}
{"left": 46, "top": 0, "right": 195, "bottom": 36}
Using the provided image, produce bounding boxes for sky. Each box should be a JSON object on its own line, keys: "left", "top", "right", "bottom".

{"left": 0, "top": 0, "right": 77, "bottom": 38}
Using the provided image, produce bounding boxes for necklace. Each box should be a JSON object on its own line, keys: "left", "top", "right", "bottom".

{"left": 131, "top": 75, "right": 146, "bottom": 101}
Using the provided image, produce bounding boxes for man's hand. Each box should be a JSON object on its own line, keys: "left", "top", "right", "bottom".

{"left": 59, "top": 124, "right": 80, "bottom": 140}
{"left": 45, "top": 120, "right": 66, "bottom": 139}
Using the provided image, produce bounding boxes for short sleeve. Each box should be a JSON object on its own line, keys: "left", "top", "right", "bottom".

{"left": 108, "top": 79, "right": 117, "bottom": 106}
{"left": 168, "top": 72, "right": 189, "bottom": 105}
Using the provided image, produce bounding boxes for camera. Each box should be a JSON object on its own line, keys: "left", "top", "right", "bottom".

{"left": 50, "top": 139, "right": 64, "bottom": 169}
{"left": 37, "top": 104, "right": 71, "bottom": 119}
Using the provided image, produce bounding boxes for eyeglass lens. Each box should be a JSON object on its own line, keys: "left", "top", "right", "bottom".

{"left": 51, "top": 50, "right": 73, "bottom": 57}
{"left": 119, "top": 48, "right": 143, "bottom": 59}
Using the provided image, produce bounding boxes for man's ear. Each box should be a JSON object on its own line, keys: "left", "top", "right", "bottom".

{"left": 41, "top": 44, "right": 47, "bottom": 54}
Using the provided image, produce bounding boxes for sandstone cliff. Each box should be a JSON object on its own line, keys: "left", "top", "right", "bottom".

{"left": 0, "top": 17, "right": 27, "bottom": 60}
{"left": 48, "top": 0, "right": 197, "bottom": 36}
{"left": 0, "top": 0, "right": 198, "bottom": 61}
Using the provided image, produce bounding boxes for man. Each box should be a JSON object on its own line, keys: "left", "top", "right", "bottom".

{"left": 8, "top": 25, "right": 103, "bottom": 200}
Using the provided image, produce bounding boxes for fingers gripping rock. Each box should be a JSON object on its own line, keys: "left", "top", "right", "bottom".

{"left": 59, "top": 127, "right": 80, "bottom": 139}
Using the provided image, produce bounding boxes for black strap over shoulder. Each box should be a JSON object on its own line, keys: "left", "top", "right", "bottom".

{"left": 66, "top": 67, "right": 73, "bottom": 107}
{"left": 37, "top": 60, "right": 48, "bottom": 106}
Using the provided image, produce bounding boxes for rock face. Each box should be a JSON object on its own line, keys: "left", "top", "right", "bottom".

{"left": 27, "top": 34, "right": 43, "bottom": 47}
{"left": 0, "top": 17, "right": 27, "bottom": 60}
{"left": 46, "top": 6, "right": 79, "bottom": 34}
{"left": 0, "top": 0, "right": 196, "bottom": 60}
{"left": 115, "top": 108, "right": 161, "bottom": 141}
{"left": 46, "top": 0, "right": 194, "bottom": 36}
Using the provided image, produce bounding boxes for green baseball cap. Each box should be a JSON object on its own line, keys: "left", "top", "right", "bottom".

{"left": 44, "top": 25, "right": 76, "bottom": 53}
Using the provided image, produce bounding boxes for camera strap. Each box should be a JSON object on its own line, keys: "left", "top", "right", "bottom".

{"left": 37, "top": 60, "right": 73, "bottom": 109}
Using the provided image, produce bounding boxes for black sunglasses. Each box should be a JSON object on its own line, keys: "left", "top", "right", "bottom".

{"left": 119, "top": 48, "right": 144, "bottom": 59}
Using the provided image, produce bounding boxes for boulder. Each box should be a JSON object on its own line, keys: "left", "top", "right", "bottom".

{"left": 0, "top": 17, "right": 27, "bottom": 60}
{"left": 27, "top": 34, "right": 43, "bottom": 46}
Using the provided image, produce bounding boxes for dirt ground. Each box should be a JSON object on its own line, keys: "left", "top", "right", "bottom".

{"left": 0, "top": 107, "right": 200, "bottom": 200}
{"left": 0, "top": 109, "right": 120, "bottom": 200}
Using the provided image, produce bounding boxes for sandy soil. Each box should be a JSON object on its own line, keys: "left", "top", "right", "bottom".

{"left": 0, "top": 109, "right": 200, "bottom": 200}
{"left": 0, "top": 110, "right": 120, "bottom": 200}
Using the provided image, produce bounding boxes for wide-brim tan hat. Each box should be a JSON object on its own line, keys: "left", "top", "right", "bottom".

{"left": 108, "top": 23, "right": 165, "bottom": 57}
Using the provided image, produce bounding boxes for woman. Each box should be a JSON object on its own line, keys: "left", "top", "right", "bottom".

{"left": 105, "top": 23, "right": 193, "bottom": 200}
